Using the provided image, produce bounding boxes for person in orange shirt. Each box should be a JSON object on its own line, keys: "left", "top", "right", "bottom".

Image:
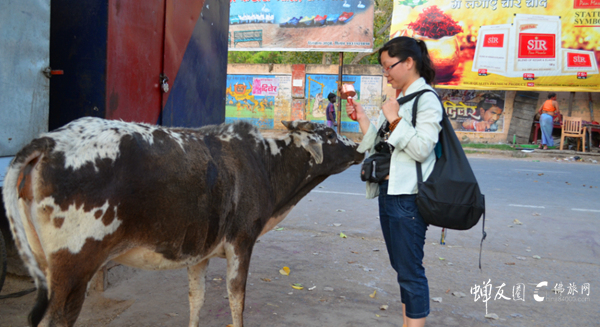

{"left": 537, "top": 93, "right": 560, "bottom": 150}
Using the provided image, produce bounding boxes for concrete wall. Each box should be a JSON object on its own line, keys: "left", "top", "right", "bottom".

{"left": 536, "top": 92, "right": 600, "bottom": 122}
{"left": 227, "top": 63, "right": 600, "bottom": 144}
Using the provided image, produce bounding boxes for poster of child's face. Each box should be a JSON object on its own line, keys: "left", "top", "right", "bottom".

{"left": 437, "top": 89, "right": 506, "bottom": 133}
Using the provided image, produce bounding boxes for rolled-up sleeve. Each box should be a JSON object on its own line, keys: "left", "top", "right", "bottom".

{"left": 386, "top": 92, "right": 442, "bottom": 163}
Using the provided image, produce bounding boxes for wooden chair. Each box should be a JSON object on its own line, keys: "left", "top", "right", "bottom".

{"left": 560, "top": 116, "right": 586, "bottom": 152}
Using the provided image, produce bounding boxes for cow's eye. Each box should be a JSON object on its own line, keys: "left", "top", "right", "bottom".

{"left": 327, "top": 132, "right": 336, "bottom": 139}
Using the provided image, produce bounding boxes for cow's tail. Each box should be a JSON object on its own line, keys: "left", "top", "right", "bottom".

{"left": 2, "top": 139, "right": 53, "bottom": 326}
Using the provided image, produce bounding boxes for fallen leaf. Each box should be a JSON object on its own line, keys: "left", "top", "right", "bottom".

{"left": 347, "top": 261, "right": 357, "bottom": 264}
{"left": 351, "top": 251, "right": 359, "bottom": 254}
{"left": 166, "top": 313, "right": 178, "bottom": 317}
{"left": 375, "top": 314, "right": 380, "bottom": 317}
{"left": 291, "top": 283, "right": 304, "bottom": 290}
{"left": 513, "top": 219, "right": 523, "bottom": 225}
{"left": 308, "top": 286, "right": 316, "bottom": 291}
{"left": 213, "top": 277, "right": 222, "bottom": 281}
{"left": 445, "top": 289, "right": 450, "bottom": 293}
{"left": 533, "top": 255, "right": 541, "bottom": 259}
{"left": 274, "top": 227, "right": 284, "bottom": 231}
{"left": 452, "top": 292, "right": 466, "bottom": 298}
{"left": 340, "top": 232, "right": 347, "bottom": 238}
{"left": 485, "top": 313, "right": 499, "bottom": 320}
{"left": 336, "top": 209, "right": 346, "bottom": 212}
{"left": 439, "top": 257, "right": 445, "bottom": 261}
{"left": 538, "top": 173, "right": 544, "bottom": 176}
{"left": 431, "top": 297, "right": 442, "bottom": 303}
{"left": 505, "top": 262, "right": 516, "bottom": 265}
{"left": 261, "top": 278, "right": 272, "bottom": 282}
{"left": 380, "top": 304, "right": 389, "bottom": 310}
{"left": 279, "top": 266, "right": 290, "bottom": 276}
{"left": 369, "top": 290, "right": 377, "bottom": 298}
{"left": 333, "top": 223, "right": 342, "bottom": 227}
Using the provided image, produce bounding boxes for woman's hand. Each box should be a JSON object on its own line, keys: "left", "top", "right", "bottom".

{"left": 346, "top": 99, "right": 365, "bottom": 121}
{"left": 346, "top": 99, "right": 372, "bottom": 136}
{"left": 382, "top": 98, "right": 400, "bottom": 123}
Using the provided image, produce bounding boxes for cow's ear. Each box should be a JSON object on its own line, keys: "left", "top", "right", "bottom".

{"left": 305, "top": 139, "right": 323, "bottom": 164}
{"left": 282, "top": 120, "right": 315, "bottom": 133}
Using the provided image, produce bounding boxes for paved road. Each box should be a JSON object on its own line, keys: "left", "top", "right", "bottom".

{"left": 286, "top": 156, "right": 600, "bottom": 326}
{"left": 1, "top": 156, "right": 598, "bottom": 327}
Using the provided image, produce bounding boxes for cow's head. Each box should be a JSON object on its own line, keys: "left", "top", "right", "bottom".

{"left": 281, "top": 120, "right": 364, "bottom": 175}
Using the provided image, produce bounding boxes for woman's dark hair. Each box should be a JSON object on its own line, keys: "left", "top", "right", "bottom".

{"left": 548, "top": 92, "right": 556, "bottom": 99}
{"left": 378, "top": 36, "right": 436, "bottom": 85}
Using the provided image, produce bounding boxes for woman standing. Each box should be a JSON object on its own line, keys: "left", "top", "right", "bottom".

{"left": 346, "top": 36, "right": 442, "bottom": 327}
{"left": 538, "top": 93, "right": 560, "bottom": 150}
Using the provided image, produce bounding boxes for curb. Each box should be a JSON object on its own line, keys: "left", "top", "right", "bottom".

{"left": 463, "top": 147, "right": 600, "bottom": 162}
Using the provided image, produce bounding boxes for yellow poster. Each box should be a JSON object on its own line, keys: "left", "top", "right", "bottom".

{"left": 391, "top": 0, "right": 600, "bottom": 92}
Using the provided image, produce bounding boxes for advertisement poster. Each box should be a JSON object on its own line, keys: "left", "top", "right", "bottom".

{"left": 229, "top": 0, "right": 374, "bottom": 52}
{"left": 438, "top": 89, "right": 507, "bottom": 133}
{"left": 305, "top": 74, "right": 383, "bottom": 132}
{"left": 390, "top": 0, "right": 600, "bottom": 91}
{"left": 226, "top": 74, "right": 292, "bottom": 129}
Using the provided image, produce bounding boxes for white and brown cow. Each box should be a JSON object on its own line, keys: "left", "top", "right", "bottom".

{"left": 2, "top": 117, "right": 363, "bottom": 327}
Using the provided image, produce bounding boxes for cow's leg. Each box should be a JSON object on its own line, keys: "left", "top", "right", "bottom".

{"left": 39, "top": 257, "right": 100, "bottom": 327}
{"left": 187, "top": 259, "right": 210, "bottom": 327}
{"left": 224, "top": 242, "right": 253, "bottom": 327}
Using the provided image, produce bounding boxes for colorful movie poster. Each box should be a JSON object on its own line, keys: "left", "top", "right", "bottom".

{"left": 437, "top": 89, "right": 507, "bottom": 133}
{"left": 226, "top": 74, "right": 292, "bottom": 129}
{"left": 305, "top": 74, "right": 383, "bottom": 132}
{"left": 229, "top": 0, "right": 374, "bottom": 52}
{"left": 391, "top": 0, "right": 600, "bottom": 91}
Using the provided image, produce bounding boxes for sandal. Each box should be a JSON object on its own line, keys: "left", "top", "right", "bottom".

{"left": 543, "top": 146, "right": 548, "bottom": 150}
{"left": 538, "top": 145, "right": 543, "bottom": 149}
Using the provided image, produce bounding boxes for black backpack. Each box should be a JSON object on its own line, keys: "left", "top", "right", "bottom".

{"left": 398, "top": 89, "right": 486, "bottom": 268}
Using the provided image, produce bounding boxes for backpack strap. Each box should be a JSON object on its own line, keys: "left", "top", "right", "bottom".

{"left": 401, "top": 89, "right": 438, "bottom": 184}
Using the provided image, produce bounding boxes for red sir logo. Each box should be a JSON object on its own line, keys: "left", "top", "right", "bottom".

{"left": 568, "top": 53, "right": 592, "bottom": 68}
{"left": 518, "top": 34, "right": 556, "bottom": 58}
{"left": 478, "top": 69, "right": 488, "bottom": 76}
{"left": 577, "top": 72, "right": 588, "bottom": 79}
{"left": 483, "top": 34, "right": 504, "bottom": 48}
{"left": 527, "top": 82, "right": 535, "bottom": 87}
{"left": 523, "top": 73, "right": 535, "bottom": 80}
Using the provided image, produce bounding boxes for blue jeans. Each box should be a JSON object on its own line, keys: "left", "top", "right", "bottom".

{"left": 378, "top": 181, "right": 430, "bottom": 319}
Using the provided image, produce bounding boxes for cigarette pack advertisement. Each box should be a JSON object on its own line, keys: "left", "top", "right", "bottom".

{"left": 390, "top": 0, "right": 600, "bottom": 92}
